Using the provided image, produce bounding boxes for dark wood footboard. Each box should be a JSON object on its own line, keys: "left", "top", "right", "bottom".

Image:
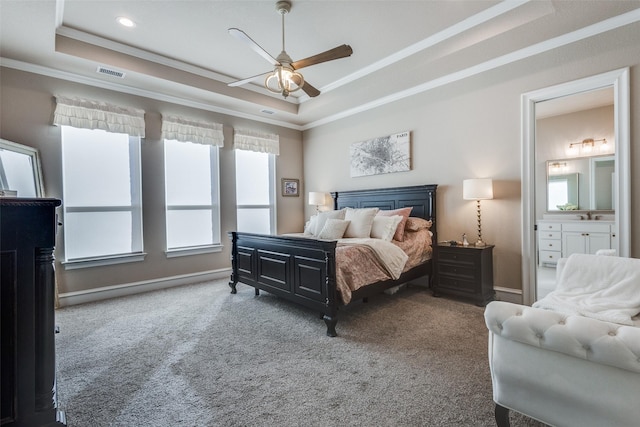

{"left": 229, "top": 184, "right": 437, "bottom": 337}
{"left": 228, "top": 232, "right": 341, "bottom": 336}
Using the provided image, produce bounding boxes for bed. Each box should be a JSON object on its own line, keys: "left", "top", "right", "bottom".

{"left": 228, "top": 184, "right": 437, "bottom": 336}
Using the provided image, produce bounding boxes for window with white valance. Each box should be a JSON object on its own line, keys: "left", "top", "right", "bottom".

{"left": 161, "top": 115, "right": 224, "bottom": 146}
{"left": 53, "top": 95, "right": 146, "bottom": 137}
{"left": 233, "top": 129, "right": 279, "bottom": 155}
{"left": 161, "top": 115, "right": 223, "bottom": 255}
{"left": 233, "top": 129, "right": 279, "bottom": 234}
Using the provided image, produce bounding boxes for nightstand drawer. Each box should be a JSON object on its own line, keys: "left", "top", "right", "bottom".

{"left": 437, "top": 275, "right": 477, "bottom": 293}
{"left": 438, "top": 264, "right": 476, "bottom": 279}
{"left": 437, "top": 249, "right": 476, "bottom": 267}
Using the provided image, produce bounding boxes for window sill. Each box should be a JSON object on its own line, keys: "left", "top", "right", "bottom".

{"left": 62, "top": 253, "right": 147, "bottom": 270}
{"left": 165, "top": 244, "right": 223, "bottom": 258}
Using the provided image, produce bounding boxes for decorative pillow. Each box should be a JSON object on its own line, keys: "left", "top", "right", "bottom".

{"left": 304, "top": 215, "right": 318, "bottom": 235}
{"left": 370, "top": 215, "right": 403, "bottom": 241}
{"left": 317, "top": 219, "right": 350, "bottom": 240}
{"left": 313, "top": 209, "right": 346, "bottom": 236}
{"left": 343, "top": 207, "right": 379, "bottom": 238}
{"left": 377, "top": 207, "right": 413, "bottom": 241}
{"left": 405, "top": 217, "right": 433, "bottom": 232}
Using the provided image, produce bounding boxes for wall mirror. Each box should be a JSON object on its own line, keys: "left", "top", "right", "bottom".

{"left": 521, "top": 68, "right": 630, "bottom": 305}
{"left": 0, "top": 138, "right": 45, "bottom": 197}
{"left": 546, "top": 155, "right": 615, "bottom": 212}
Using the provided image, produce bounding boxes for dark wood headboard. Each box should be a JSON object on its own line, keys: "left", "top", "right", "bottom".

{"left": 330, "top": 184, "right": 438, "bottom": 237}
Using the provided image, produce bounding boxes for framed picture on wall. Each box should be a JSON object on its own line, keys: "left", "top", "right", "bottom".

{"left": 281, "top": 178, "right": 300, "bottom": 197}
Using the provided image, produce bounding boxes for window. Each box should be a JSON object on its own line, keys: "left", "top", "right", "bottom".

{"left": 235, "top": 149, "right": 276, "bottom": 234}
{"left": 547, "top": 179, "right": 569, "bottom": 210}
{"left": 61, "top": 126, "right": 143, "bottom": 263}
{"left": 164, "top": 139, "right": 221, "bottom": 253}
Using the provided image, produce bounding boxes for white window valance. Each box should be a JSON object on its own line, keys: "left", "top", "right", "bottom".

{"left": 53, "top": 95, "right": 146, "bottom": 137}
{"left": 233, "top": 129, "right": 280, "bottom": 155}
{"left": 161, "top": 115, "right": 224, "bottom": 146}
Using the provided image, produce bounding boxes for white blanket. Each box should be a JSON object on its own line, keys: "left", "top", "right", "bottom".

{"left": 533, "top": 254, "right": 640, "bottom": 325}
{"left": 337, "top": 238, "right": 408, "bottom": 280}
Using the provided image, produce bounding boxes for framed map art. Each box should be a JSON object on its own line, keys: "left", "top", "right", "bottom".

{"left": 350, "top": 131, "right": 411, "bottom": 177}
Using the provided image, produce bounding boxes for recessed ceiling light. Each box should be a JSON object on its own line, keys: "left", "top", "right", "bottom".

{"left": 116, "top": 17, "right": 136, "bottom": 28}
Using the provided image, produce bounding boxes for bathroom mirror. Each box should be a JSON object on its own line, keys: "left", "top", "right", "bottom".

{"left": 546, "top": 154, "right": 614, "bottom": 212}
{"left": 0, "top": 138, "right": 45, "bottom": 197}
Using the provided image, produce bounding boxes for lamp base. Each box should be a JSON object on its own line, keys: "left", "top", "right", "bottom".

{"left": 475, "top": 239, "right": 487, "bottom": 247}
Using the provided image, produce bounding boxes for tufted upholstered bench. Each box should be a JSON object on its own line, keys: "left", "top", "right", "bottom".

{"left": 484, "top": 255, "right": 640, "bottom": 427}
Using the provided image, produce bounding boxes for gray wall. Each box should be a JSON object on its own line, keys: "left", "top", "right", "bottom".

{"left": 0, "top": 68, "right": 304, "bottom": 297}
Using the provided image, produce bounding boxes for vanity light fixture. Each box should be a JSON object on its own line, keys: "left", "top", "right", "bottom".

{"left": 463, "top": 178, "right": 493, "bottom": 247}
{"left": 549, "top": 162, "right": 567, "bottom": 173}
{"left": 568, "top": 138, "right": 607, "bottom": 156}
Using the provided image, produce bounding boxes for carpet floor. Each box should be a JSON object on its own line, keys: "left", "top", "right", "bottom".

{"left": 55, "top": 280, "right": 546, "bottom": 426}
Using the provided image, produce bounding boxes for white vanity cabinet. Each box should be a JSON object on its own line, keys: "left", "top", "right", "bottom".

{"left": 537, "top": 220, "right": 614, "bottom": 266}
{"left": 561, "top": 222, "right": 612, "bottom": 257}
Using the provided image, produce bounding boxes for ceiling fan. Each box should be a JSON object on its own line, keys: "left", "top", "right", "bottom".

{"left": 228, "top": 0, "right": 353, "bottom": 99}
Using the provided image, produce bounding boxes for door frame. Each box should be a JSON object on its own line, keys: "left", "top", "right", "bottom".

{"left": 521, "top": 68, "right": 630, "bottom": 305}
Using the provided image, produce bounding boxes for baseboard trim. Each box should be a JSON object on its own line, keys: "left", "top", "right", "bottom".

{"left": 57, "top": 268, "right": 231, "bottom": 307}
{"left": 494, "top": 286, "right": 523, "bottom": 304}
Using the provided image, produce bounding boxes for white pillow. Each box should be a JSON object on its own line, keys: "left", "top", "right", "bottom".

{"left": 313, "top": 209, "right": 346, "bottom": 236}
{"left": 317, "top": 219, "right": 350, "bottom": 240}
{"left": 370, "top": 215, "right": 403, "bottom": 241}
{"left": 343, "top": 207, "right": 379, "bottom": 238}
{"left": 304, "top": 215, "right": 317, "bottom": 235}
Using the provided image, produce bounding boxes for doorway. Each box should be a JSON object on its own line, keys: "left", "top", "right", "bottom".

{"left": 520, "top": 68, "right": 631, "bottom": 305}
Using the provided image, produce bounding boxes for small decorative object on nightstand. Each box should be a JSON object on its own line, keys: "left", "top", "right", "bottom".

{"left": 433, "top": 243, "right": 495, "bottom": 306}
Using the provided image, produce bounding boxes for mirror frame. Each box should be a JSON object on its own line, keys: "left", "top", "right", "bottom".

{"left": 521, "top": 68, "right": 630, "bottom": 305}
{"left": 0, "top": 138, "right": 45, "bottom": 198}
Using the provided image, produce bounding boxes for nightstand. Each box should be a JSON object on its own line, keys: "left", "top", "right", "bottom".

{"left": 433, "top": 243, "right": 495, "bottom": 306}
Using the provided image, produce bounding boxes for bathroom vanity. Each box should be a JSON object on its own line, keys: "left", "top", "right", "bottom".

{"left": 537, "top": 219, "right": 615, "bottom": 266}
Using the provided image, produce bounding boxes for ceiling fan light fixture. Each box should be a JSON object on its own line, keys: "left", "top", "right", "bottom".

{"left": 265, "top": 66, "right": 304, "bottom": 98}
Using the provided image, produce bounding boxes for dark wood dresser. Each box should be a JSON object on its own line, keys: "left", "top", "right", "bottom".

{"left": 433, "top": 243, "right": 495, "bottom": 306}
{"left": 1, "top": 198, "right": 66, "bottom": 426}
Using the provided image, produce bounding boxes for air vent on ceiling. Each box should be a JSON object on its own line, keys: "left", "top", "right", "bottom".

{"left": 96, "top": 66, "right": 126, "bottom": 79}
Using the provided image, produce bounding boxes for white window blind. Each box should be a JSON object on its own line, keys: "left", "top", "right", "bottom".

{"left": 235, "top": 149, "right": 276, "bottom": 234}
{"left": 53, "top": 95, "right": 145, "bottom": 137}
{"left": 161, "top": 115, "right": 224, "bottom": 146}
{"left": 233, "top": 129, "right": 279, "bottom": 155}
{"left": 61, "top": 126, "right": 143, "bottom": 265}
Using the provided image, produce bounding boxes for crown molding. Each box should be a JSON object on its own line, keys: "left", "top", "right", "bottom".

{"left": 0, "top": 58, "right": 304, "bottom": 131}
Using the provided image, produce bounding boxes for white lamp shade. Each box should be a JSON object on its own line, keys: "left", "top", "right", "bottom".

{"left": 463, "top": 178, "right": 493, "bottom": 200}
{"left": 309, "top": 192, "right": 325, "bottom": 206}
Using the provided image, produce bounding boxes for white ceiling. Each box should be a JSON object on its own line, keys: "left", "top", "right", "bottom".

{"left": 1, "top": 0, "right": 639, "bottom": 130}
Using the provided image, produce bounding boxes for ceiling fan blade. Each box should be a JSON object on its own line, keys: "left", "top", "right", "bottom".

{"left": 301, "top": 81, "right": 321, "bottom": 98}
{"left": 228, "top": 28, "right": 279, "bottom": 66}
{"left": 228, "top": 71, "right": 272, "bottom": 87}
{"left": 291, "top": 44, "right": 353, "bottom": 70}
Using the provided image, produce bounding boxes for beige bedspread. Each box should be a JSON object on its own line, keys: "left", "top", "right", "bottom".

{"left": 335, "top": 229, "right": 432, "bottom": 304}
{"left": 283, "top": 229, "right": 432, "bottom": 304}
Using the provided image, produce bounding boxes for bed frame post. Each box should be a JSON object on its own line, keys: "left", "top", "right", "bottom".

{"left": 323, "top": 249, "right": 338, "bottom": 337}
{"left": 228, "top": 231, "right": 239, "bottom": 294}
